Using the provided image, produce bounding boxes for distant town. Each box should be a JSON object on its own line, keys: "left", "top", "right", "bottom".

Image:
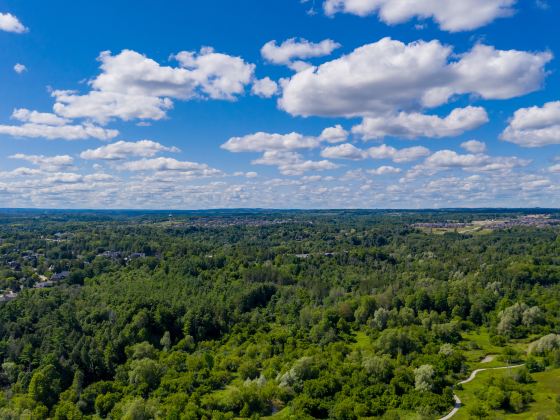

{"left": 412, "top": 214, "right": 560, "bottom": 232}
{"left": 0, "top": 231, "right": 148, "bottom": 303}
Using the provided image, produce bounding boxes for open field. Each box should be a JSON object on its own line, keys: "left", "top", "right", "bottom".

{"left": 417, "top": 226, "right": 494, "bottom": 235}
{"left": 453, "top": 367, "right": 560, "bottom": 419}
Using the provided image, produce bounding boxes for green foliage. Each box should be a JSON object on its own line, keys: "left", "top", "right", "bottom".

{"left": 414, "top": 364, "right": 435, "bottom": 392}
{"left": 0, "top": 210, "right": 558, "bottom": 418}
{"left": 53, "top": 401, "right": 83, "bottom": 419}
{"left": 28, "top": 364, "right": 61, "bottom": 408}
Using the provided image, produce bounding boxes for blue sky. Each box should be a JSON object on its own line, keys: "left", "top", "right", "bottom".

{"left": 0, "top": 0, "right": 559, "bottom": 209}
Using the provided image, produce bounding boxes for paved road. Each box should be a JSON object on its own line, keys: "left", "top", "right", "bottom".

{"left": 437, "top": 363, "right": 525, "bottom": 420}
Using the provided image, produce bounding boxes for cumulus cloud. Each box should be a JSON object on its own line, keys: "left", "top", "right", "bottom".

{"left": 408, "top": 150, "right": 531, "bottom": 177}
{"left": 461, "top": 140, "right": 487, "bottom": 153}
{"left": 0, "top": 159, "right": 555, "bottom": 209}
{"left": 117, "top": 157, "right": 223, "bottom": 180}
{"left": 13, "top": 63, "right": 27, "bottom": 74}
{"left": 279, "top": 38, "right": 551, "bottom": 118}
{"left": 261, "top": 38, "right": 341, "bottom": 70}
{"left": 80, "top": 140, "right": 180, "bottom": 160}
{"left": 52, "top": 90, "right": 173, "bottom": 125}
{"left": 549, "top": 164, "right": 560, "bottom": 173}
{"left": 221, "top": 129, "right": 348, "bottom": 176}
{"left": 423, "top": 150, "right": 488, "bottom": 168}
{"left": 0, "top": 12, "right": 27, "bottom": 33}
{"left": 44, "top": 172, "right": 83, "bottom": 184}
{"left": 251, "top": 77, "right": 279, "bottom": 98}
{"left": 83, "top": 173, "right": 116, "bottom": 182}
{"left": 0, "top": 121, "right": 118, "bottom": 141}
{"left": 368, "top": 144, "right": 431, "bottom": 163}
{"left": 120, "top": 157, "right": 219, "bottom": 174}
{"left": 319, "top": 143, "right": 431, "bottom": 163}
{"left": 253, "top": 150, "right": 338, "bottom": 175}
{"left": 450, "top": 44, "right": 552, "bottom": 101}
{"left": 321, "top": 143, "right": 367, "bottom": 160}
{"left": 353, "top": 106, "right": 488, "bottom": 140}
{"left": 9, "top": 154, "right": 74, "bottom": 172}
{"left": 320, "top": 125, "right": 349, "bottom": 143}
{"left": 0, "top": 167, "right": 42, "bottom": 178}
{"left": 221, "top": 132, "right": 320, "bottom": 152}
{"left": 53, "top": 48, "right": 255, "bottom": 124}
{"left": 501, "top": 101, "right": 560, "bottom": 147}
{"left": 1, "top": 109, "right": 117, "bottom": 141}
{"left": 173, "top": 47, "right": 255, "bottom": 99}
{"left": 12, "top": 108, "right": 70, "bottom": 126}
{"left": 322, "top": 0, "right": 516, "bottom": 32}
{"left": 367, "top": 165, "right": 402, "bottom": 175}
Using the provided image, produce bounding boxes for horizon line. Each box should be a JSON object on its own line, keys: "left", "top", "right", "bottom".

{"left": 0, "top": 207, "right": 559, "bottom": 213}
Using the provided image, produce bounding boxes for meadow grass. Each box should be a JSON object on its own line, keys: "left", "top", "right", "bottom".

{"left": 454, "top": 367, "right": 560, "bottom": 419}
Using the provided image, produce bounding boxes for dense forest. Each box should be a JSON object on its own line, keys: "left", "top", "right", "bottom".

{"left": 0, "top": 210, "right": 559, "bottom": 419}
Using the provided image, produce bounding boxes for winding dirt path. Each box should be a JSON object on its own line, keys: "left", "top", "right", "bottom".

{"left": 437, "top": 363, "right": 525, "bottom": 420}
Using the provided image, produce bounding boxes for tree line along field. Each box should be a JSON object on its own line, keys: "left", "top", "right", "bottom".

{"left": 0, "top": 209, "right": 559, "bottom": 419}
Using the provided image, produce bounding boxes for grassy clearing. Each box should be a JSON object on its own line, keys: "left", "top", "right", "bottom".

{"left": 460, "top": 328, "right": 506, "bottom": 367}
{"left": 454, "top": 365, "right": 523, "bottom": 420}
{"left": 454, "top": 367, "right": 560, "bottom": 419}
{"left": 418, "top": 226, "right": 493, "bottom": 235}
{"left": 460, "top": 329, "right": 536, "bottom": 369}
{"left": 507, "top": 368, "right": 560, "bottom": 419}
{"left": 352, "top": 330, "right": 372, "bottom": 351}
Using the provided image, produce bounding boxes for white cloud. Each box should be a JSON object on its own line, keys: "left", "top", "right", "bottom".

{"left": 9, "top": 154, "right": 74, "bottom": 172}
{"left": 279, "top": 38, "right": 551, "bottom": 118}
{"left": 261, "top": 38, "right": 341, "bottom": 70}
{"left": 0, "top": 167, "right": 42, "bottom": 178}
{"left": 391, "top": 146, "right": 432, "bottom": 163}
{"left": 321, "top": 143, "right": 367, "bottom": 160}
{"left": 52, "top": 48, "right": 255, "bottom": 124}
{"left": 461, "top": 140, "right": 487, "bottom": 153}
{"left": 423, "top": 150, "right": 489, "bottom": 168}
{"left": 44, "top": 173, "right": 83, "bottom": 184}
{"left": 12, "top": 108, "right": 70, "bottom": 126}
{"left": 368, "top": 144, "right": 431, "bottom": 162}
{"left": 221, "top": 132, "right": 320, "bottom": 152}
{"left": 173, "top": 47, "right": 255, "bottom": 100}
{"left": 221, "top": 129, "right": 346, "bottom": 176}
{"left": 251, "top": 77, "right": 279, "bottom": 98}
{"left": 13, "top": 63, "right": 27, "bottom": 74}
{"left": 80, "top": 140, "right": 180, "bottom": 160}
{"left": 120, "top": 157, "right": 205, "bottom": 171}
{"left": 472, "top": 156, "right": 531, "bottom": 172}
{"left": 0, "top": 13, "right": 27, "bottom": 33}
{"left": 120, "top": 157, "right": 221, "bottom": 177}
{"left": 0, "top": 121, "right": 118, "bottom": 141}
{"left": 52, "top": 90, "right": 173, "bottom": 125}
{"left": 368, "top": 165, "right": 401, "bottom": 175}
{"left": 518, "top": 175, "right": 551, "bottom": 190}
{"left": 88, "top": 49, "right": 225, "bottom": 98}
{"left": 549, "top": 164, "right": 560, "bottom": 173}
{"left": 352, "top": 106, "right": 488, "bottom": 140}
{"left": 450, "top": 44, "right": 552, "bottom": 101}
{"left": 83, "top": 173, "right": 116, "bottom": 182}
{"left": 253, "top": 150, "right": 338, "bottom": 176}
{"left": 321, "top": 143, "right": 431, "bottom": 162}
{"left": 501, "top": 101, "right": 560, "bottom": 147}
{"left": 0, "top": 160, "right": 556, "bottom": 209}
{"left": 411, "top": 149, "right": 530, "bottom": 174}
{"left": 320, "top": 125, "right": 348, "bottom": 143}
{"left": 323, "top": 0, "right": 516, "bottom": 32}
